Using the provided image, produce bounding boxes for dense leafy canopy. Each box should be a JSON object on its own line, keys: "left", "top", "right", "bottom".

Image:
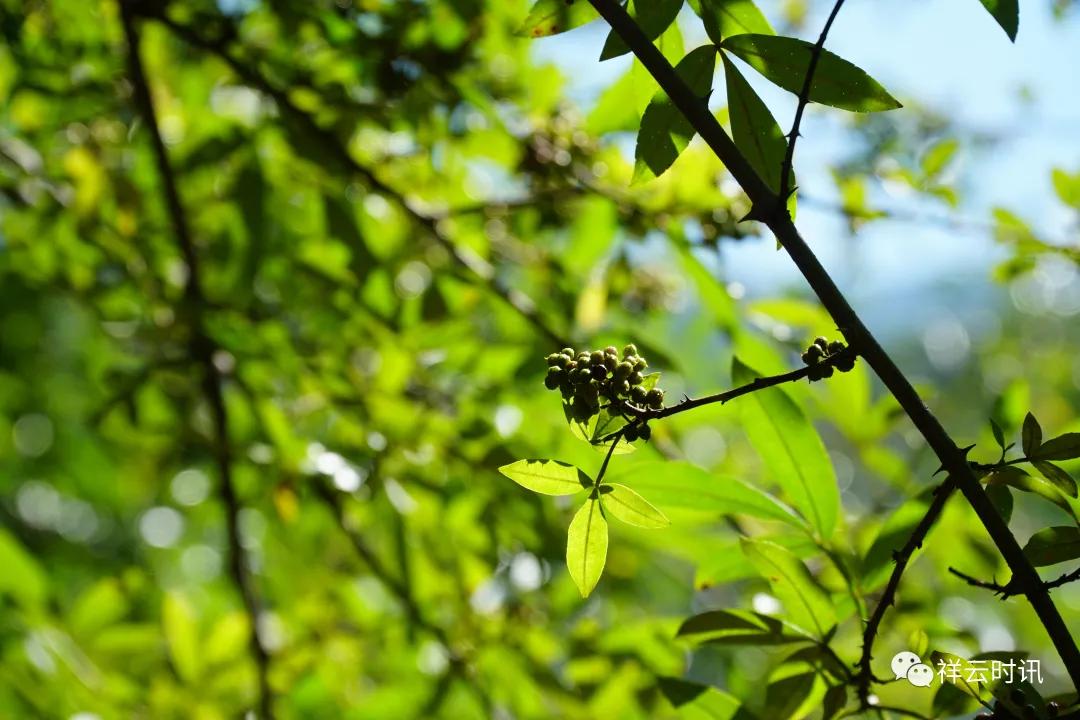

{"left": 3, "top": 0, "right": 1080, "bottom": 718}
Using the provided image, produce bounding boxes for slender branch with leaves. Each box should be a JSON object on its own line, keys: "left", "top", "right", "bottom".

{"left": 503, "top": 0, "right": 1080, "bottom": 717}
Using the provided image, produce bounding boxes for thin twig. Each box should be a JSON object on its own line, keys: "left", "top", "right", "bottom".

{"left": 587, "top": 0, "right": 1080, "bottom": 692}
{"left": 950, "top": 565, "right": 1080, "bottom": 599}
{"left": 779, "top": 0, "right": 847, "bottom": 205}
{"left": 119, "top": 4, "right": 275, "bottom": 717}
{"left": 140, "top": 8, "right": 568, "bottom": 349}
{"left": 856, "top": 479, "right": 955, "bottom": 706}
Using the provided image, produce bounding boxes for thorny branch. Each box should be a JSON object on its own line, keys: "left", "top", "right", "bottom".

{"left": 587, "top": 0, "right": 1080, "bottom": 697}
{"left": 949, "top": 565, "right": 1080, "bottom": 599}
{"left": 778, "top": 0, "right": 847, "bottom": 204}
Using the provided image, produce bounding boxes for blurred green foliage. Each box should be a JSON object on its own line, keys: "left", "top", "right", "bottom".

{"left": 1, "top": 0, "right": 1080, "bottom": 718}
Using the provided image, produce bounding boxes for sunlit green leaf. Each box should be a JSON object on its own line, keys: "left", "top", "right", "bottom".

{"left": 677, "top": 607, "right": 811, "bottom": 644}
{"left": 518, "top": 0, "right": 599, "bottom": 37}
{"left": 741, "top": 539, "right": 836, "bottom": 638}
{"left": 567, "top": 495, "right": 609, "bottom": 597}
{"left": 600, "top": 483, "right": 670, "bottom": 528}
{"left": 605, "top": 460, "right": 806, "bottom": 527}
{"left": 990, "top": 467, "right": 1079, "bottom": 523}
{"left": 1032, "top": 460, "right": 1078, "bottom": 498}
{"left": 499, "top": 459, "right": 590, "bottom": 496}
{"left": 732, "top": 357, "right": 840, "bottom": 538}
{"left": 634, "top": 45, "right": 718, "bottom": 182}
{"left": 696, "top": 0, "right": 774, "bottom": 44}
{"left": 0, "top": 528, "right": 47, "bottom": 608}
{"left": 720, "top": 34, "right": 901, "bottom": 112}
{"left": 600, "top": 0, "right": 683, "bottom": 61}
{"left": 163, "top": 592, "right": 201, "bottom": 683}
{"left": 658, "top": 676, "right": 746, "bottom": 719}
{"left": 722, "top": 54, "right": 792, "bottom": 200}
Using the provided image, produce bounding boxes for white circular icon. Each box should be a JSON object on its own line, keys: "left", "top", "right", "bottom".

{"left": 891, "top": 651, "right": 922, "bottom": 680}
{"left": 907, "top": 663, "right": 934, "bottom": 687}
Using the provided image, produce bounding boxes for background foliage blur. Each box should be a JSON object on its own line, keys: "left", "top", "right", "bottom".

{"left": 2, "top": 0, "right": 1080, "bottom": 718}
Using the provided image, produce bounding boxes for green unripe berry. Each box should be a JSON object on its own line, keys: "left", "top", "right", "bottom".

{"left": 619, "top": 380, "right": 631, "bottom": 395}
{"left": 835, "top": 355, "right": 855, "bottom": 372}
{"left": 805, "top": 344, "right": 823, "bottom": 361}
{"left": 623, "top": 343, "right": 638, "bottom": 358}
{"left": 615, "top": 362, "right": 632, "bottom": 380}
{"left": 814, "top": 336, "right": 828, "bottom": 349}
{"left": 545, "top": 368, "right": 563, "bottom": 389}
{"left": 604, "top": 345, "right": 618, "bottom": 356}
{"left": 604, "top": 353, "right": 618, "bottom": 371}
{"left": 801, "top": 351, "right": 814, "bottom": 365}
{"left": 630, "top": 386, "right": 647, "bottom": 404}
{"left": 820, "top": 365, "right": 834, "bottom": 379}
{"left": 638, "top": 424, "right": 651, "bottom": 441}
{"left": 807, "top": 365, "right": 822, "bottom": 381}
{"left": 629, "top": 371, "right": 643, "bottom": 386}
{"left": 623, "top": 425, "right": 638, "bottom": 442}
{"left": 587, "top": 351, "right": 603, "bottom": 366}
{"left": 633, "top": 358, "right": 647, "bottom": 372}
{"left": 646, "top": 388, "right": 664, "bottom": 408}
{"left": 561, "top": 347, "right": 574, "bottom": 357}
{"left": 590, "top": 365, "right": 608, "bottom": 380}
{"left": 827, "top": 341, "right": 845, "bottom": 355}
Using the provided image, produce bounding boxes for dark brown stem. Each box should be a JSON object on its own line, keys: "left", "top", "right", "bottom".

{"left": 120, "top": 5, "right": 274, "bottom": 717}
{"left": 778, "top": 0, "right": 847, "bottom": 204}
{"left": 950, "top": 564, "right": 1080, "bottom": 599}
{"left": 585, "top": 0, "right": 1080, "bottom": 693}
{"left": 856, "top": 479, "right": 955, "bottom": 705}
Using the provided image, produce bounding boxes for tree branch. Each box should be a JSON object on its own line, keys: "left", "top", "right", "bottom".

{"left": 585, "top": 0, "right": 1080, "bottom": 693}
{"left": 779, "top": 0, "right": 847, "bottom": 205}
{"left": 856, "top": 478, "right": 954, "bottom": 705}
{"left": 120, "top": 5, "right": 275, "bottom": 717}
{"left": 140, "top": 8, "right": 568, "bottom": 349}
{"left": 950, "top": 565, "right": 1080, "bottom": 599}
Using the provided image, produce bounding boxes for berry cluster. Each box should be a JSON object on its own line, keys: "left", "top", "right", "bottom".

{"left": 801, "top": 336, "right": 856, "bottom": 380}
{"left": 544, "top": 344, "right": 664, "bottom": 426}
{"left": 975, "top": 689, "right": 1060, "bottom": 719}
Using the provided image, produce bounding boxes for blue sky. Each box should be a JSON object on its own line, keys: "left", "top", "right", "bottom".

{"left": 531, "top": 0, "right": 1080, "bottom": 339}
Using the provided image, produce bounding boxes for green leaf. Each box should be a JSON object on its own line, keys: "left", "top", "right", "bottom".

{"left": 600, "top": 0, "right": 683, "bottom": 61}
{"left": 0, "top": 527, "right": 48, "bottom": 607}
{"left": 600, "top": 483, "right": 670, "bottom": 528}
{"left": 676, "top": 608, "right": 810, "bottom": 644}
{"left": 567, "top": 496, "right": 609, "bottom": 597}
{"left": 634, "top": 45, "right": 718, "bottom": 182}
{"left": 990, "top": 419, "right": 1006, "bottom": 451}
{"left": 764, "top": 666, "right": 817, "bottom": 720}
{"left": 720, "top": 34, "right": 901, "bottom": 112}
{"left": 517, "top": 0, "right": 600, "bottom": 37}
{"left": 605, "top": 460, "right": 806, "bottom": 527}
{"left": 1034, "top": 433, "right": 1080, "bottom": 461}
{"left": 163, "top": 592, "right": 201, "bottom": 683}
{"left": 1033, "top": 460, "right": 1078, "bottom": 498}
{"left": 977, "top": 0, "right": 1018, "bottom": 41}
{"left": 658, "top": 677, "right": 745, "bottom": 719}
{"left": 697, "top": 0, "right": 774, "bottom": 44}
{"left": 741, "top": 539, "right": 836, "bottom": 638}
{"left": 990, "top": 467, "right": 1079, "bottom": 523}
{"left": 1022, "top": 411, "right": 1042, "bottom": 455}
{"left": 499, "top": 459, "right": 590, "bottom": 496}
{"left": 1023, "top": 526, "right": 1080, "bottom": 567}
{"left": 722, "top": 55, "right": 792, "bottom": 199}
{"left": 920, "top": 138, "right": 959, "bottom": 179}
{"left": 1052, "top": 168, "right": 1080, "bottom": 209}
{"left": 732, "top": 357, "right": 840, "bottom": 538}
{"left": 823, "top": 684, "right": 847, "bottom": 720}
{"left": 986, "top": 483, "right": 1014, "bottom": 523}
{"left": 591, "top": 407, "right": 630, "bottom": 443}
